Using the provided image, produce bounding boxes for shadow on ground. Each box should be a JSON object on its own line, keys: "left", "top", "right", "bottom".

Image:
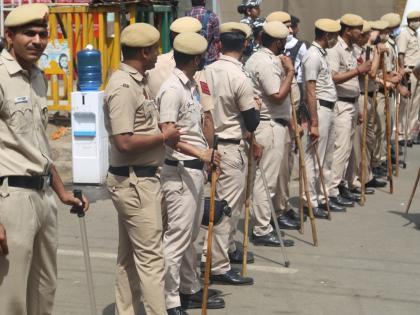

{"left": 389, "top": 210, "right": 420, "bottom": 230}
{"left": 103, "top": 303, "right": 146, "bottom": 315}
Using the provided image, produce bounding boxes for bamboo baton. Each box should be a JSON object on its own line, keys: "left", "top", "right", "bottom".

{"left": 201, "top": 135, "right": 219, "bottom": 315}
{"left": 298, "top": 164, "right": 304, "bottom": 234}
{"left": 291, "top": 93, "right": 318, "bottom": 246}
{"left": 241, "top": 133, "right": 254, "bottom": 276}
{"left": 406, "top": 167, "right": 420, "bottom": 214}
{"left": 312, "top": 142, "right": 331, "bottom": 220}
{"left": 360, "top": 46, "right": 371, "bottom": 205}
{"left": 394, "top": 58, "right": 400, "bottom": 176}
{"left": 381, "top": 52, "right": 393, "bottom": 194}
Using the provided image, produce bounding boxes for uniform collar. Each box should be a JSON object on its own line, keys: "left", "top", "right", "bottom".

{"left": 120, "top": 63, "right": 145, "bottom": 83}
{"left": 173, "top": 67, "right": 195, "bottom": 87}
{"left": 407, "top": 26, "right": 417, "bottom": 36}
{"left": 260, "top": 47, "right": 276, "bottom": 57}
{"left": 219, "top": 54, "right": 243, "bottom": 66}
{"left": 338, "top": 36, "right": 352, "bottom": 51}
{"left": 0, "top": 49, "right": 41, "bottom": 78}
{"left": 312, "top": 41, "right": 327, "bottom": 55}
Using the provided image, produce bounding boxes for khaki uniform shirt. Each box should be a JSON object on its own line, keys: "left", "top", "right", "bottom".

{"left": 354, "top": 44, "right": 376, "bottom": 93}
{"left": 385, "top": 37, "right": 398, "bottom": 72}
{"left": 302, "top": 41, "right": 337, "bottom": 102}
{"left": 245, "top": 47, "right": 291, "bottom": 120}
{"left": 147, "top": 50, "right": 214, "bottom": 111}
{"left": 205, "top": 54, "right": 255, "bottom": 140}
{"left": 327, "top": 36, "right": 360, "bottom": 98}
{"left": 157, "top": 68, "right": 207, "bottom": 161}
{"left": 104, "top": 63, "right": 164, "bottom": 167}
{"left": 0, "top": 50, "right": 52, "bottom": 177}
{"left": 397, "top": 26, "right": 420, "bottom": 67}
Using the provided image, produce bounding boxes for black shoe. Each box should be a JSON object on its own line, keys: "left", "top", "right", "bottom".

{"left": 228, "top": 248, "right": 254, "bottom": 264}
{"left": 350, "top": 187, "right": 375, "bottom": 195}
{"left": 277, "top": 214, "right": 300, "bottom": 230}
{"left": 319, "top": 201, "right": 346, "bottom": 212}
{"left": 167, "top": 307, "right": 189, "bottom": 315}
{"left": 285, "top": 208, "right": 307, "bottom": 222}
{"left": 180, "top": 289, "right": 225, "bottom": 310}
{"left": 339, "top": 185, "right": 361, "bottom": 202}
{"left": 372, "top": 167, "right": 387, "bottom": 178}
{"left": 252, "top": 231, "right": 294, "bottom": 247}
{"left": 210, "top": 269, "right": 254, "bottom": 286}
{"left": 312, "top": 207, "right": 329, "bottom": 219}
{"left": 365, "top": 177, "right": 387, "bottom": 188}
{"left": 330, "top": 196, "right": 354, "bottom": 208}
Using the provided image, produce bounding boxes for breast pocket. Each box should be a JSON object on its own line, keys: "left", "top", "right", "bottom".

{"left": 7, "top": 99, "right": 34, "bottom": 134}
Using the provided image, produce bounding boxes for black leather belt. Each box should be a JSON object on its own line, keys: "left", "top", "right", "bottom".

{"left": 319, "top": 99, "right": 335, "bottom": 110}
{"left": 274, "top": 118, "right": 289, "bottom": 126}
{"left": 164, "top": 159, "right": 204, "bottom": 170}
{"left": 360, "top": 91, "right": 375, "bottom": 98}
{"left": 218, "top": 138, "right": 241, "bottom": 145}
{"left": 108, "top": 165, "right": 158, "bottom": 177}
{"left": 260, "top": 118, "right": 289, "bottom": 126}
{"left": 337, "top": 96, "right": 357, "bottom": 103}
{"left": 0, "top": 175, "right": 52, "bottom": 190}
{"left": 377, "top": 88, "right": 394, "bottom": 95}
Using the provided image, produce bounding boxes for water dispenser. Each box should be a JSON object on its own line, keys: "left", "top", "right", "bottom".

{"left": 71, "top": 91, "right": 108, "bottom": 184}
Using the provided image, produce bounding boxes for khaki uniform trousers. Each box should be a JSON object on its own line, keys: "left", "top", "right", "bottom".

{"left": 201, "top": 142, "right": 248, "bottom": 275}
{"left": 0, "top": 182, "right": 58, "bottom": 315}
{"left": 373, "top": 91, "right": 395, "bottom": 167}
{"left": 328, "top": 100, "right": 358, "bottom": 197}
{"left": 305, "top": 103, "right": 335, "bottom": 207}
{"left": 352, "top": 95, "right": 375, "bottom": 186}
{"left": 252, "top": 121, "right": 290, "bottom": 237}
{"left": 161, "top": 164, "right": 204, "bottom": 309}
{"left": 398, "top": 72, "right": 420, "bottom": 141}
{"left": 273, "top": 130, "right": 293, "bottom": 213}
{"left": 107, "top": 172, "right": 166, "bottom": 315}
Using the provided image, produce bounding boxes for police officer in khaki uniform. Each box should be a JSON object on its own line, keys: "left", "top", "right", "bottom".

{"left": 147, "top": 17, "right": 215, "bottom": 143}
{"left": 380, "top": 13, "right": 411, "bottom": 152}
{"left": 397, "top": 11, "right": 420, "bottom": 145}
{"left": 263, "top": 12, "right": 301, "bottom": 220}
{"left": 201, "top": 22, "right": 260, "bottom": 285}
{"left": 351, "top": 21, "right": 387, "bottom": 192}
{"left": 364, "top": 20, "right": 395, "bottom": 186}
{"left": 157, "top": 32, "right": 224, "bottom": 315}
{"left": 0, "top": 4, "right": 89, "bottom": 315}
{"left": 326, "top": 14, "right": 372, "bottom": 206}
{"left": 245, "top": 21, "right": 300, "bottom": 243}
{"left": 302, "top": 19, "right": 347, "bottom": 215}
{"left": 104, "top": 23, "right": 180, "bottom": 315}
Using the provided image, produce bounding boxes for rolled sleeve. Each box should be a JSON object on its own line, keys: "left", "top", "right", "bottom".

{"left": 158, "top": 87, "right": 181, "bottom": 123}
{"left": 303, "top": 55, "right": 321, "bottom": 82}
{"left": 259, "top": 65, "right": 282, "bottom": 96}
{"left": 106, "top": 86, "right": 138, "bottom": 136}
{"left": 326, "top": 48, "right": 340, "bottom": 73}
{"left": 236, "top": 77, "right": 256, "bottom": 112}
{"left": 397, "top": 32, "right": 409, "bottom": 54}
{"left": 195, "top": 70, "right": 214, "bottom": 111}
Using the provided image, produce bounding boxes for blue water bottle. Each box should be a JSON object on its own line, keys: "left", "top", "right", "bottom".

{"left": 77, "top": 45, "right": 102, "bottom": 91}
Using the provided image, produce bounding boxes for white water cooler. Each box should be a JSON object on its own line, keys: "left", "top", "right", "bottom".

{"left": 71, "top": 91, "right": 108, "bottom": 184}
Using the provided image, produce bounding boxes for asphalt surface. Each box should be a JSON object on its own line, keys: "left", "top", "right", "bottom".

{"left": 54, "top": 145, "right": 420, "bottom": 315}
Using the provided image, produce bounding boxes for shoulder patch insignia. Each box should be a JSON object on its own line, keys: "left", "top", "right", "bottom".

{"left": 200, "top": 81, "right": 211, "bottom": 95}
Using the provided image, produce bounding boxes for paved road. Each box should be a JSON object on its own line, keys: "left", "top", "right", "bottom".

{"left": 54, "top": 146, "right": 420, "bottom": 315}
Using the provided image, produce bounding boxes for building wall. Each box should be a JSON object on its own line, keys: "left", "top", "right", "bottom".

{"left": 178, "top": 0, "right": 398, "bottom": 41}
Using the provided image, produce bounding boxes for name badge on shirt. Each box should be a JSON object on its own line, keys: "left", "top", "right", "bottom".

{"left": 14, "top": 96, "right": 28, "bottom": 105}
